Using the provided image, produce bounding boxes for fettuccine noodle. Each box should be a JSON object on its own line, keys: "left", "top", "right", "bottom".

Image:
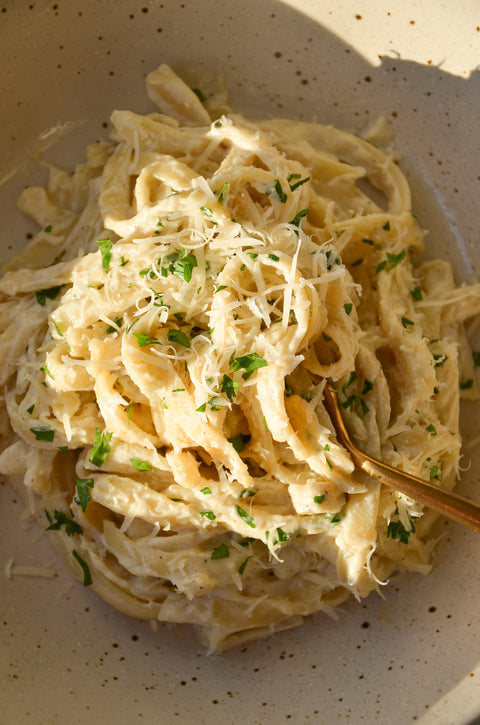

{"left": 1, "top": 64, "right": 479, "bottom": 650}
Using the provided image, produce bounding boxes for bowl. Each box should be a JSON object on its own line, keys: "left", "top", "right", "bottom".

{"left": 1, "top": 1, "right": 480, "bottom": 723}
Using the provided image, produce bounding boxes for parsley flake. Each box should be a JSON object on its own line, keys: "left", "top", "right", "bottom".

{"left": 89, "top": 429, "right": 112, "bottom": 467}
{"left": 30, "top": 426, "right": 54, "bottom": 442}
{"left": 211, "top": 543, "right": 229, "bottom": 559}
{"left": 236, "top": 505, "right": 256, "bottom": 528}
{"left": 221, "top": 374, "right": 239, "bottom": 400}
{"left": 45, "top": 509, "right": 82, "bottom": 536}
{"left": 74, "top": 478, "right": 94, "bottom": 512}
{"left": 129, "top": 457, "right": 153, "bottom": 471}
{"left": 238, "top": 556, "right": 252, "bottom": 575}
{"left": 167, "top": 329, "right": 191, "bottom": 348}
{"left": 133, "top": 332, "right": 162, "bottom": 347}
{"left": 228, "top": 433, "right": 248, "bottom": 452}
{"left": 97, "top": 238, "right": 112, "bottom": 272}
{"left": 230, "top": 352, "right": 268, "bottom": 379}
{"left": 72, "top": 550, "right": 92, "bottom": 586}
{"left": 35, "top": 285, "right": 63, "bottom": 306}
{"left": 274, "top": 179, "right": 287, "bottom": 203}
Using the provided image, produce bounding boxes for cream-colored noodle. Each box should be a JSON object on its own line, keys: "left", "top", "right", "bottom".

{"left": 1, "top": 64, "right": 479, "bottom": 651}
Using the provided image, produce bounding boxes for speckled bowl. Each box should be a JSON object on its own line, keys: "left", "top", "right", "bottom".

{"left": 1, "top": 2, "right": 480, "bottom": 723}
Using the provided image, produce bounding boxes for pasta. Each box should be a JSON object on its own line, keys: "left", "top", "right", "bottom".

{"left": 1, "top": 64, "right": 479, "bottom": 651}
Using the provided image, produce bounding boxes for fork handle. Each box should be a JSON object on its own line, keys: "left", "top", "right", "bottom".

{"left": 323, "top": 382, "right": 480, "bottom": 533}
{"left": 358, "top": 452, "right": 480, "bottom": 533}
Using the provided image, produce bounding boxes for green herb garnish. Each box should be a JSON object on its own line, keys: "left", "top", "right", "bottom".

{"left": 97, "top": 238, "right": 112, "bottom": 272}
{"left": 35, "top": 285, "right": 63, "bottom": 306}
{"left": 72, "top": 550, "right": 92, "bottom": 586}
{"left": 89, "top": 429, "right": 112, "bottom": 467}
{"left": 45, "top": 509, "right": 82, "bottom": 536}
{"left": 236, "top": 505, "right": 256, "bottom": 528}
{"left": 129, "top": 457, "right": 153, "bottom": 471}
{"left": 167, "top": 329, "right": 191, "bottom": 348}
{"left": 221, "top": 374, "right": 239, "bottom": 400}
{"left": 74, "top": 477, "right": 94, "bottom": 512}
{"left": 211, "top": 543, "right": 229, "bottom": 559}
{"left": 30, "top": 426, "right": 54, "bottom": 442}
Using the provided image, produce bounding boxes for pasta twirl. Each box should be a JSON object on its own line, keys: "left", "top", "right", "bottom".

{"left": 1, "top": 64, "right": 479, "bottom": 651}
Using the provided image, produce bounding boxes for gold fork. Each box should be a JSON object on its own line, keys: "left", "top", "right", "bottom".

{"left": 323, "top": 381, "right": 480, "bottom": 533}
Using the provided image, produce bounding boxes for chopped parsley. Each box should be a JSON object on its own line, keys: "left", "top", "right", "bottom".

{"left": 460, "top": 379, "right": 474, "bottom": 390}
{"left": 382, "top": 221, "right": 391, "bottom": 231}
{"left": 236, "top": 505, "right": 256, "bottom": 528}
{"left": 362, "top": 379, "right": 374, "bottom": 396}
{"left": 106, "top": 316, "right": 123, "bottom": 334}
{"left": 40, "top": 364, "right": 53, "bottom": 379}
{"left": 238, "top": 489, "right": 257, "bottom": 499}
{"left": 228, "top": 433, "right": 248, "bottom": 452}
{"left": 274, "top": 179, "right": 287, "bottom": 203}
{"left": 221, "top": 374, "right": 239, "bottom": 400}
{"left": 473, "top": 351, "right": 480, "bottom": 367}
{"left": 74, "top": 477, "right": 94, "bottom": 512}
{"left": 161, "top": 249, "right": 198, "bottom": 282}
{"left": 129, "top": 457, "right": 153, "bottom": 471}
{"left": 238, "top": 556, "right": 252, "bottom": 575}
{"left": 329, "top": 512, "right": 343, "bottom": 525}
{"left": 200, "top": 511, "right": 216, "bottom": 521}
{"left": 167, "top": 329, "right": 191, "bottom": 348}
{"left": 133, "top": 332, "right": 162, "bottom": 347}
{"left": 35, "top": 285, "right": 63, "bottom": 306}
{"left": 30, "top": 426, "right": 54, "bottom": 442}
{"left": 288, "top": 173, "right": 310, "bottom": 191}
{"left": 276, "top": 527, "right": 289, "bottom": 542}
{"left": 376, "top": 249, "right": 406, "bottom": 273}
{"left": 192, "top": 87, "right": 206, "bottom": 102}
{"left": 72, "top": 550, "right": 92, "bottom": 586}
{"left": 211, "top": 543, "right": 229, "bottom": 559}
{"left": 97, "top": 238, "right": 112, "bottom": 272}
{"left": 401, "top": 316, "right": 414, "bottom": 329}
{"left": 200, "top": 486, "right": 212, "bottom": 495}
{"left": 387, "top": 510, "right": 415, "bottom": 544}
{"left": 52, "top": 321, "right": 63, "bottom": 337}
{"left": 362, "top": 238, "right": 374, "bottom": 246}
{"left": 289, "top": 208, "right": 309, "bottom": 230}
{"left": 45, "top": 509, "right": 82, "bottom": 536}
{"left": 217, "top": 182, "right": 229, "bottom": 204}
{"left": 426, "top": 458, "right": 444, "bottom": 481}
{"left": 410, "top": 286, "right": 423, "bottom": 301}
{"left": 200, "top": 206, "right": 217, "bottom": 225}
{"left": 342, "top": 394, "right": 357, "bottom": 409}
{"left": 433, "top": 352, "right": 448, "bottom": 368}
{"left": 89, "top": 429, "right": 112, "bottom": 467}
{"left": 313, "top": 494, "right": 327, "bottom": 505}
{"left": 425, "top": 424, "right": 437, "bottom": 436}
{"left": 343, "top": 303, "right": 353, "bottom": 315}
{"left": 230, "top": 352, "right": 268, "bottom": 380}
{"left": 26, "top": 404, "right": 35, "bottom": 414}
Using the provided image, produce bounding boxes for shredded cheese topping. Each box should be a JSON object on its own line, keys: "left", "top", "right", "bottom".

{"left": 1, "top": 64, "right": 479, "bottom": 651}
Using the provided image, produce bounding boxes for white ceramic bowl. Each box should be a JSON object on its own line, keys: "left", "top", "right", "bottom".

{"left": 1, "top": 2, "right": 480, "bottom": 723}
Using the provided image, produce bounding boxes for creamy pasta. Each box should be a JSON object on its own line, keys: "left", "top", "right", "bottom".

{"left": 1, "top": 64, "right": 479, "bottom": 650}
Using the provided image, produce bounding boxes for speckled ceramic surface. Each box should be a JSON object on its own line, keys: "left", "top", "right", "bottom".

{"left": 1, "top": 2, "right": 480, "bottom": 723}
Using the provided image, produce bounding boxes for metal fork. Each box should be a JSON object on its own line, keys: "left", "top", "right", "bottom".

{"left": 323, "top": 381, "right": 480, "bottom": 533}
